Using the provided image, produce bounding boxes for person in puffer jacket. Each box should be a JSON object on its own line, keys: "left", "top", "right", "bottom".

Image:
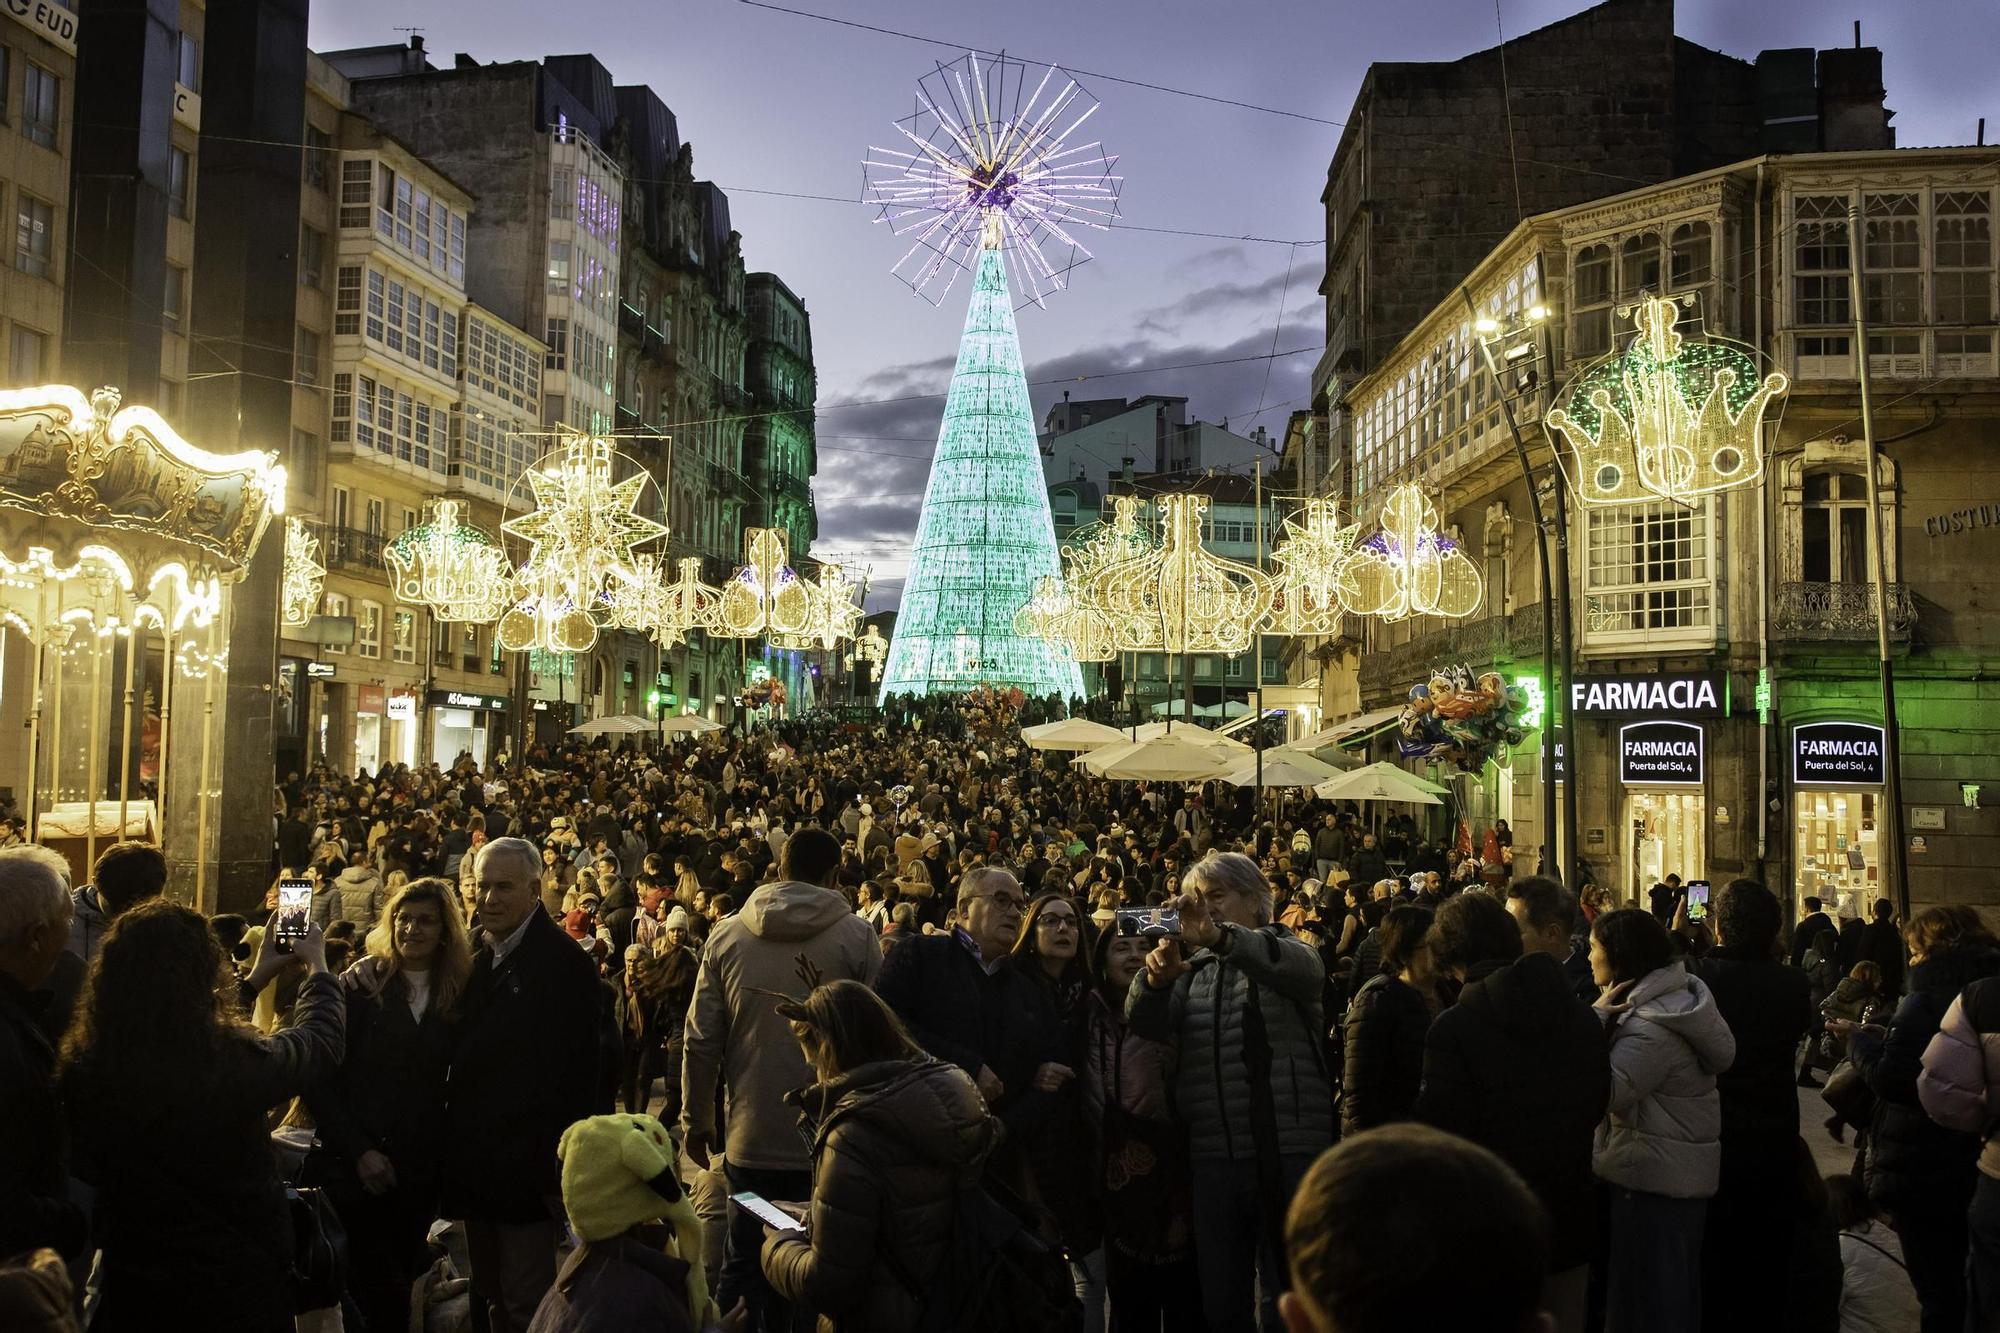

{"left": 1850, "top": 905, "right": 2000, "bottom": 1333}
{"left": 1587, "top": 909, "right": 1736, "bottom": 1333}
{"left": 760, "top": 981, "right": 997, "bottom": 1333}
{"left": 1127, "top": 850, "right": 1332, "bottom": 1333}
{"left": 332, "top": 858, "right": 386, "bottom": 930}
{"left": 1917, "top": 970, "right": 2000, "bottom": 1328}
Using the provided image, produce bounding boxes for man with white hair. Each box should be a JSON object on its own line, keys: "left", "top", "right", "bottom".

{"left": 1128, "top": 849, "right": 1333, "bottom": 1333}
{"left": 441, "top": 836, "right": 601, "bottom": 1333}
{"left": 0, "top": 845, "right": 87, "bottom": 1261}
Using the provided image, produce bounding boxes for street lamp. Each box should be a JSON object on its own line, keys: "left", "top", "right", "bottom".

{"left": 1462, "top": 290, "right": 1580, "bottom": 889}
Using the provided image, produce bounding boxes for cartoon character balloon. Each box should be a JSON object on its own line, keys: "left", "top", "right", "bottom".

{"left": 1397, "top": 664, "right": 1533, "bottom": 773}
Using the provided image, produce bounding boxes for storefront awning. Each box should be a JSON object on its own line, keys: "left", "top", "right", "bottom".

{"left": 1294, "top": 706, "right": 1404, "bottom": 752}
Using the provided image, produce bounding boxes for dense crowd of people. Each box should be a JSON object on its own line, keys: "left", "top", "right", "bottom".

{"left": 0, "top": 688, "right": 1982, "bottom": 1332}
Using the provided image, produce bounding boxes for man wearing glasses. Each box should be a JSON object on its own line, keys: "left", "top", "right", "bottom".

{"left": 877, "top": 863, "right": 1058, "bottom": 1117}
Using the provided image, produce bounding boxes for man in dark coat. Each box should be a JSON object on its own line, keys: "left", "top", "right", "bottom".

{"left": 1345, "top": 834, "right": 1388, "bottom": 887}
{"left": 0, "top": 847, "right": 87, "bottom": 1263}
{"left": 1791, "top": 895, "right": 1836, "bottom": 967}
{"left": 1418, "top": 886, "right": 1607, "bottom": 1333}
{"left": 1689, "top": 879, "right": 1818, "bottom": 1332}
{"left": 445, "top": 837, "right": 602, "bottom": 1333}
{"left": 1859, "top": 898, "right": 1907, "bottom": 999}
{"left": 876, "top": 865, "right": 1057, "bottom": 1138}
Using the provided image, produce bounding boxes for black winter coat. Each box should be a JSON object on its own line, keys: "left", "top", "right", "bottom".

{"left": 1340, "top": 973, "right": 1433, "bottom": 1139}
{"left": 1415, "top": 952, "right": 1609, "bottom": 1270}
{"left": 1791, "top": 912, "right": 1836, "bottom": 968}
{"left": 762, "top": 1058, "right": 998, "bottom": 1333}
{"left": 877, "top": 930, "right": 1062, "bottom": 1139}
{"left": 1855, "top": 946, "right": 2000, "bottom": 1217}
{"left": 306, "top": 965, "right": 453, "bottom": 1199}
{"left": 67, "top": 971, "right": 345, "bottom": 1332}
{"left": 1858, "top": 920, "right": 1907, "bottom": 999}
{"left": 0, "top": 976, "right": 86, "bottom": 1260}
{"left": 443, "top": 911, "right": 601, "bottom": 1223}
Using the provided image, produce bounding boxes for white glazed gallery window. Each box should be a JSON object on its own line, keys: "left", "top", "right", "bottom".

{"left": 357, "top": 601, "right": 383, "bottom": 659}
{"left": 391, "top": 610, "right": 415, "bottom": 665}
{"left": 1583, "top": 498, "right": 1715, "bottom": 649}
{"left": 324, "top": 593, "right": 350, "bottom": 655}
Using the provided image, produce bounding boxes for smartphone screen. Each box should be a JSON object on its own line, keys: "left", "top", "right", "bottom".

{"left": 732, "top": 1191, "right": 804, "bottom": 1232}
{"left": 276, "top": 880, "right": 312, "bottom": 952}
{"left": 1684, "top": 880, "right": 1711, "bottom": 923}
{"left": 1115, "top": 907, "right": 1181, "bottom": 939}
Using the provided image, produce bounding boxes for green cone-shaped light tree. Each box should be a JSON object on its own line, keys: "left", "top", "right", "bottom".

{"left": 877, "top": 248, "right": 1085, "bottom": 702}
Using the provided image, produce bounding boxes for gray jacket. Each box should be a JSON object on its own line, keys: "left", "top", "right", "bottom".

{"left": 1593, "top": 962, "right": 1736, "bottom": 1198}
{"left": 1127, "top": 921, "right": 1333, "bottom": 1163}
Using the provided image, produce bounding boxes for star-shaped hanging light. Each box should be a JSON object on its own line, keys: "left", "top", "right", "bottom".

{"left": 495, "top": 434, "right": 668, "bottom": 654}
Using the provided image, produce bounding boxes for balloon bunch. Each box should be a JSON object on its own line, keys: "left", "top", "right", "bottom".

{"left": 741, "top": 678, "right": 789, "bottom": 711}
{"left": 1397, "top": 665, "right": 1534, "bottom": 774}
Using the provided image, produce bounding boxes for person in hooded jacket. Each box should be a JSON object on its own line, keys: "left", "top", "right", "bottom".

{"left": 1416, "top": 887, "right": 1608, "bottom": 1333}
{"left": 681, "top": 828, "right": 883, "bottom": 1333}
{"left": 760, "top": 980, "right": 997, "bottom": 1333}
{"left": 1684, "top": 879, "right": 1815, "bottom": 1333}
{"left": 1847, "top": 905, "right": 2000, "bottom": 1333}
{"left": 1588, "top": 908, "right": 1737, "bottom": 1333}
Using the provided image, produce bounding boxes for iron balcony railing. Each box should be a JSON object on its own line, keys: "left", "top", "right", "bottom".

{"left": 1773, "top": 581, "right": 1916, "bottom": 642}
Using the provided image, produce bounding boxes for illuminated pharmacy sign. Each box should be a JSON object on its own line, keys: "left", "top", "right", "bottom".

{"left": 1619, "top": 720, "right": 1705, "bottom": 786}
{"left": 1793, "top": 722, "right": 1886, "bottom": 787}
{"left": 1572, "top": 672, "right": 1727, "bottom": 718}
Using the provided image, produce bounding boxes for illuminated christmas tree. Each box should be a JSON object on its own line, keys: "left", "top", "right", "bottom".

{"left": 876, "top": 248, "right": 1084, "bottom": 699}
{"left": 865, "top": 52, "right": 1118, "bottom": 700}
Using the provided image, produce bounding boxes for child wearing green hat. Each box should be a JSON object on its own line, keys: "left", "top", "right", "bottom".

{"left": 526, "top": 1113, "right": 745, "bottom": 1333}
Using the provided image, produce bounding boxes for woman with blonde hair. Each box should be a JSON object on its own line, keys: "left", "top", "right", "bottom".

{"left": 308, "top": 876, "right": 473, "bottom": 1333}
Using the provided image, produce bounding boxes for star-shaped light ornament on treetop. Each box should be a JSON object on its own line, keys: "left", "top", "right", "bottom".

{"left": 495, "top": 435, "right": 667, "bottom": 655}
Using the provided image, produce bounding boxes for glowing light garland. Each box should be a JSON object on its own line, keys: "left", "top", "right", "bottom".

{"left": 281, "top": 518, "right": 324, "bottom": 629}
{"left": 1090, "top": 494, "right": 1275, "bottom": 654}
{"left": 382, "top": 499, "right": 512, "bottom": 624}
{"left": 713, "top": 528, "right": 815, "bottom": 641}
{"left": 865, "top": 52, "right": 1122, "bottom": 309}
{"left": 1545, "top": 292, "right": 1788, "bottom": 506}
{"left": 1338, "top": 484, "right": 1483, "bottom": 622}
{"left": 1264, "top": 499, "right": 1360, "bottom": 636}
{"left": 770, "top": 562, "right": 864, "bottom": 652}
{"left": 495, "top": 435, "right": 667, "bottom": 654}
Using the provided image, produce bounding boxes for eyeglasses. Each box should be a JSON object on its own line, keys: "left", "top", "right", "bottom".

{"left": 973, "top": 891, "right": 1025, "bottom": 911}
{"left": 1036, "top": 915, "right": 1078, "bottom": 931}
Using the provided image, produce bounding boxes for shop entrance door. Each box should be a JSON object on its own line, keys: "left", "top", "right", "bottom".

{"left": 1795, "top": 789, "right": 1879, "bottom": 921}
{"left": 1627, "top": 790, "right": 1705, "bottom": 904}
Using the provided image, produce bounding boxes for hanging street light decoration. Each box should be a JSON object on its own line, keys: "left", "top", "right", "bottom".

{"left": 1264, "top": 499, "right": 1360, "bottom": 636}
{"left": 1087, "top": 494, "right": 1274, "bottom": 654}
{"left": 713, "top": 527, "right": 815, "bottom": 641}
{"left": 658, "top": 557, "right": 722, "bottom": 649}
{"left": 848, "top": 623, "right": 889, "bottom": 671}
{"left": 495, "top": 435, "right": 668, "bottom": 654}
{"left": 280, "top": 517, "right": 324, "bottom": 630}
{"left": 382, "top": 498, "right": 512, "bottom": 624}
{"left": 770, "top": 562, "right": 864, "bottom": 652}
{"left": 1545, "top": 292, "right": 1788, "bottom": 507}
{"left": 1339, "top": 483, "right": 1484, "bottom": 623}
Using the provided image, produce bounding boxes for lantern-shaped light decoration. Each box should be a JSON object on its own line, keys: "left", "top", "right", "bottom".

{"left": 383, "top": 499, "right": 513, "bottom": 623}
{"left": 281, "top": 517, "right": 325, "bottom": 629}
{"left": 769, "top": 562, "right": 863, "bottom": 652}
{"left": 1338, "top": 484, "right": 1483, "bottom": 622}
{"left": 654, "top": 557, "right": 722, "bottom": 649}
{"left": 1545, "top": 292, "right": 1787, "bottom": 506}
{"left": 495, "top": 435, "right": 668, "bottom": 654}
{"left": 1264, "top": 499, "right": 1359, "bottom": 636}
{"left": 713, "top": 528, "right": 814, "bottom": 640}
{"left": 1088, "top": 494, "right": 1275, "bottom": 654}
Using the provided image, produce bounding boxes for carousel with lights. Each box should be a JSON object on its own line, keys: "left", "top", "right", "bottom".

{"left": 0, "top": 385, "right": 286, "bottom": 893}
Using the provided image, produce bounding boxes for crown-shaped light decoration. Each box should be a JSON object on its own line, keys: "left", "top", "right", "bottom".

{"left": 383, "top": 498, "right": 513, "bottom": 623}
{"left": 771, "top": 562, "right": 864, "bottom": 652}
{"left": 1021, "top": 494, "right": 1148, "bottom": 661}
{"left": 1264, "top": 499, "right": 1360, "bottom": 636}
{"left": 660, "top": 557, "right": 722, "bottom": 648}
{"left": 1085, "top": 494, "right": 1275, "bottom": 654}
{"left": 495, "top": 435, "right": 668, "bottom": 654}
{"left": 1339, "top": 484, "right": 1483, "bottom": 622}
{"left": 1014, "top": 573, "right": 1108, "bottom": 662}
{"left": 280, "top": 518, "right": 324, "bottom": 629}
{"left": 0, "top": 384, "right": 285, "bottom": 580}
{"left": 712, "top": 527, "right": 815, "bottom": 641}
{"left": 1545, "top": 293, "right": 1788, "bottom": 506}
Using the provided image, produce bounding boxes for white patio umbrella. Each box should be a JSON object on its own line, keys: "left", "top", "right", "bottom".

{"left": 1312, "top": 761, "right": 1449, "bottom": 805}
{"left": 612, "top": 714, "right": 657, "bottom": 732}
{"left": 1217, "top": 748, "right": 1350, "bottom": 789}
{"left": 1021, "top": 717, "right": 1129, "bottom": 751}
{"left": 567, "top": 716, "right": 632, "bottom": 736}
{"left": 1082, "top": 732, "right": 1236, "bottom": 782}
{"left": 660, "top": 713, "right": 723, "bottom": 735}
